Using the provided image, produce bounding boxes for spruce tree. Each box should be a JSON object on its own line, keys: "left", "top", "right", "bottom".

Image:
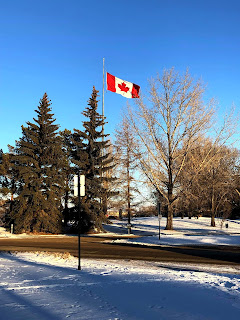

{"left": 71, "top": 87, "right": 115, "bottom": 231}
{"left": 11, "top": 93, "right": 65, "bottom": 233}
{"left": 0, "top": 149, "right": 9, "bottom": 195}
{"left": 60, "top": 129, "right": 80, "bottom": 228}
{"left": 0, "top": 149, "right": 17, "bottom": 198}
{"left": 63, "top": 129, "right": 92, "bottom": 233}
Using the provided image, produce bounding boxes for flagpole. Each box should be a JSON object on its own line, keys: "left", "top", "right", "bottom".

{"left": 101, "top": 58, "right": 105, "bottom": 215}
{"left": 102, "top": 57, "right": 105, "bottom": 139}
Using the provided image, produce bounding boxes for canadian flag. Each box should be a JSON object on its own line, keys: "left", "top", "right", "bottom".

{"left": 107, "top": 73, "right": 140, "bottom": 98}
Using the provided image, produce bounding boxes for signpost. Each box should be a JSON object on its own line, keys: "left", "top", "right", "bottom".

{"left": 74, "top": 173, "right": 85, "bottom": 270}
{"left": 157, "top": 202, "right": 162, "bottom": 240}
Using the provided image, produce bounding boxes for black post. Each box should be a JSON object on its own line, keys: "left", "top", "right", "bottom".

{"left": 127, "top": 209, "right": 131, "bottom": 234}
{"left": 157, "top": 202, "right": 161, "bottom": 240}
{"left": 78, "top": 171, "right": 81, "bottom": 270}
{"left": 158, "top": 218, "right": 161, "bottom": 240}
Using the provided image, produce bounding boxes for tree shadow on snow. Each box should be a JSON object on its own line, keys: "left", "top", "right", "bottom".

{"left": 0, "top": 253, "right": 112, "bottom": 320}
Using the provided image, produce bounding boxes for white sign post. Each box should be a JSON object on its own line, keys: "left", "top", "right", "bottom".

{"left": 74, "top": 175, "right": 78, "bottom": 197}
{"left": 80, "top": 175, "right": 85, "bottom": 197}
{"left": 74, "top": 174, "right": 85, "bottom": 270}
{"left": 74, "top": 175, "right": 85, "bottom": 197}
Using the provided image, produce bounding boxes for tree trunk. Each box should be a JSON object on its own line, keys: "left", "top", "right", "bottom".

{"left": 103, "top": 193, "right": 107, "bottom": 216}
{"left": 211, "top": 213, "right": 215, "bottom": 227}
{"left": 165, "top": 202, "right": 173, "bottom": 230}
{"left": 127, "top": 155, "right": 131, "bottom": 234}
{"left": 166, "top": 154, "right": 174, "bottom": 230}
{"left": 166, "top": 181, "right": 174, "bottom": 230}
{"left": 211, "top": 183, "right": 216, "bottom": 227}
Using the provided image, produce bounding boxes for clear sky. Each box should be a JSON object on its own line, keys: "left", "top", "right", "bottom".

{"left": 1, "top": 0, "right": 240, "bottom": 152}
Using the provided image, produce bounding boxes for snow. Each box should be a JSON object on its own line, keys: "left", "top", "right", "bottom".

{"left": 104, "top": 217, "right": 240, "bottom": 247}
{"left": 0, "top": 227, "right": 71, "bottom": 239}
{"left": 0, "top": 251, "right": 240, "bottom": 320}
{"left": 0, "top": 217, "right": 240, "bottom": 319}
{"left": 1, "top": 217, "right": 240, "bottom": 247}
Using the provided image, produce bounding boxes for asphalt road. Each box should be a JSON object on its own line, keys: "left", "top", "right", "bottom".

{"left": 0, "top": 235, "right": 240, "bottom": 265}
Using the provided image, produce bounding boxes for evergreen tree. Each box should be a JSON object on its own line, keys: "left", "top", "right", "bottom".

{"left": 71, "top": 87, "right": 115, "bottom": 231}
{"left": 60, "top": 129, "right": 73, "bottom": 227}
{"left": 60, "top": 129, "right": 80, "bottom": 229}
{"left": 0, "top": 149, "right": 9, "bottom": 195}
{"left": 0, "top": 148, "right": 17, "bottom": 198}
{"left": 11, "top": 93, "right": 65, "bottom": 233}
{"left": 65, "top": 127, "right": 93, "bottom": 233}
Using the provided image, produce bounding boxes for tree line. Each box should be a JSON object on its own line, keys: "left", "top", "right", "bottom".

{"left": 0, "top": 87, "right": 115, "bottom": 233}
{"left": 0, "top": 68, "right": 240, "bottom": 233}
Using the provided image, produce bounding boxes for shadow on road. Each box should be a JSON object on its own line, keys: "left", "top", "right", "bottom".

{"left": 106, "top": 242, "right": 240, "bottom": 265}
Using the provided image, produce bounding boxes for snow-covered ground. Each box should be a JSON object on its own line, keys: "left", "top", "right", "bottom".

{"left": 1, "top": 217, "right": 240, "bottom": 247}
{"left": 104, "top": 217, "right": 240, "bottom": 247}
{"left": 0, "top": 217, "right": 240, "bottom": 319}
{"left": 0, "top": 251, "right": 240, "bottom": 320}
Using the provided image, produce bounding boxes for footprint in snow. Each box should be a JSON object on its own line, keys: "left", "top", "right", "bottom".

{"left": 224, "top": 282, "right": 235, "bottom": 288}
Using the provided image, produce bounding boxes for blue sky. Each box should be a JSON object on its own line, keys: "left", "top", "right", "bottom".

{"left": 0, "top": 0, "right": 240, "bottom": 152}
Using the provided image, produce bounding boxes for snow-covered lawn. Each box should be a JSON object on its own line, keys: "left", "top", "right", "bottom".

{"left": 104, "top": 217, "right": 240, "bottom": 247}
{"left": 0, "top": 217, "right": 240, "bottom": 319}
{"left": 0, "top": 251, "right": 240, "bottom": 320}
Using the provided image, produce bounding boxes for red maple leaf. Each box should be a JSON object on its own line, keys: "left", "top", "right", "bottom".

{"left": 118, "top": 82, "right": 129, "bottom": 93}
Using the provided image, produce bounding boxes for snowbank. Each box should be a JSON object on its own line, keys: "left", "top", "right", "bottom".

{"left": 0, "top": 251, "right": 240, "bottom": 319}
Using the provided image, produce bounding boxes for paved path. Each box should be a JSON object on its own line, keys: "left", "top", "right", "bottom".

{"left": 0, "top": 236, "right": 240, "bottom": 265}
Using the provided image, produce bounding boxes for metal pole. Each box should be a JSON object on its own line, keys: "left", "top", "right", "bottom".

{"left": 78, "top": 171, "right": 81, "bottom": 270}
{"left": 102, "top": 57, "right": 105, "bottom": 138}
{"left": 127, "top": 148, "right": 131, "bottom": 234}
{"left": 159, "top": 217, "right": 161, "bottom": 240}
{"left": 101, "top": 58, "right": 105, "bottom": 216}
{"left": 158, "top": 202, "right": 161, "bottom": 240}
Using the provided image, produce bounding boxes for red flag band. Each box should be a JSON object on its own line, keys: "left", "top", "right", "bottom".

{"left": 107, "top": 73, "right": 140, "bottom": 98}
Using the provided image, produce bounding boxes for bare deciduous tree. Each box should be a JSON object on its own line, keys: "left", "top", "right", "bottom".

{"left": 126, "top": 68, "right": 235, "bottom": 230}
{"left": 114, "top": 116, "right": 139, "bottom": 228}
{"left": 178, "top": 138, "right": 239, "bottom": 226}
